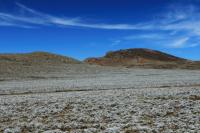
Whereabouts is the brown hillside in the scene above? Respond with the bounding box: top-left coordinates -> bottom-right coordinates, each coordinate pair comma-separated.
0,52 -> 80,64
105,48 -> 185,62
0,52 -> 81,80
84,48 -> 198,69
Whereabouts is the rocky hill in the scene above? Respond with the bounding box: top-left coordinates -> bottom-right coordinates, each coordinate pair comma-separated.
0,52 -> 82,80
0,52 -> 80,64
85,48 -> 200,69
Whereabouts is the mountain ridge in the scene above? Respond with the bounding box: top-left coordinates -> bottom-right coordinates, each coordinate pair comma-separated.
0,51 -> 82,80
0,49 -> 199,74
0,51 -> 81,64
84,48 -> 199,69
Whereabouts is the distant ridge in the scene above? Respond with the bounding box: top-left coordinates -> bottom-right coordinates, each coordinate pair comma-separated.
0,49 -> 199,80
104,48 -> 186,61
84,48 -> 199,69
0,51 -> 81,64
0,52 -> 82,80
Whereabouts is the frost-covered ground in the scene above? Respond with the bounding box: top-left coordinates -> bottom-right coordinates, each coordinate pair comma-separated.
0,69 -> 200,133
0,69 -> 200,95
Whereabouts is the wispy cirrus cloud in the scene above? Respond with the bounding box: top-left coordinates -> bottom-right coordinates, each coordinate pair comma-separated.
0,2 -> 199,32
124,33 -> 165,40
0,3 -> 200,48
170,37 -> 190,48
113,32 -> 199,48
109,4 -> 200,48
0,3 -> 149,30
111,40 -> 122,46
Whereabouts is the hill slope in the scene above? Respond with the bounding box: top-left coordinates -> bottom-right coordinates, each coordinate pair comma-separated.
0,52 -> 80,64
85,48 -> 199,69
0,52 -> 82,80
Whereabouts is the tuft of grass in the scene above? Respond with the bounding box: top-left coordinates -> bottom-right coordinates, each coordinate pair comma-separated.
125,129 -> 140,133
139,114 -> 154,126
189,95 -> 200,101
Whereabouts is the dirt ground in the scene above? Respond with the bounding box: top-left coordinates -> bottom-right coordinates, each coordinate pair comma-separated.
0,68 -> 200,133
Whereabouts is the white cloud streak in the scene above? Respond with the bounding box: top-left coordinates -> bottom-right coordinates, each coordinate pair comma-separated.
111,4 -> 200,48
0,2 -> 199,32
170,37 -> 189,48
111,40 -> 122,46
0,3 -> 149,30
124,34 -> 165,40
0,3 -> 200,48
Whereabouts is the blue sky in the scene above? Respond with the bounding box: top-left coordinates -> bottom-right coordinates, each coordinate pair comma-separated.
0,0 -> 200,60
